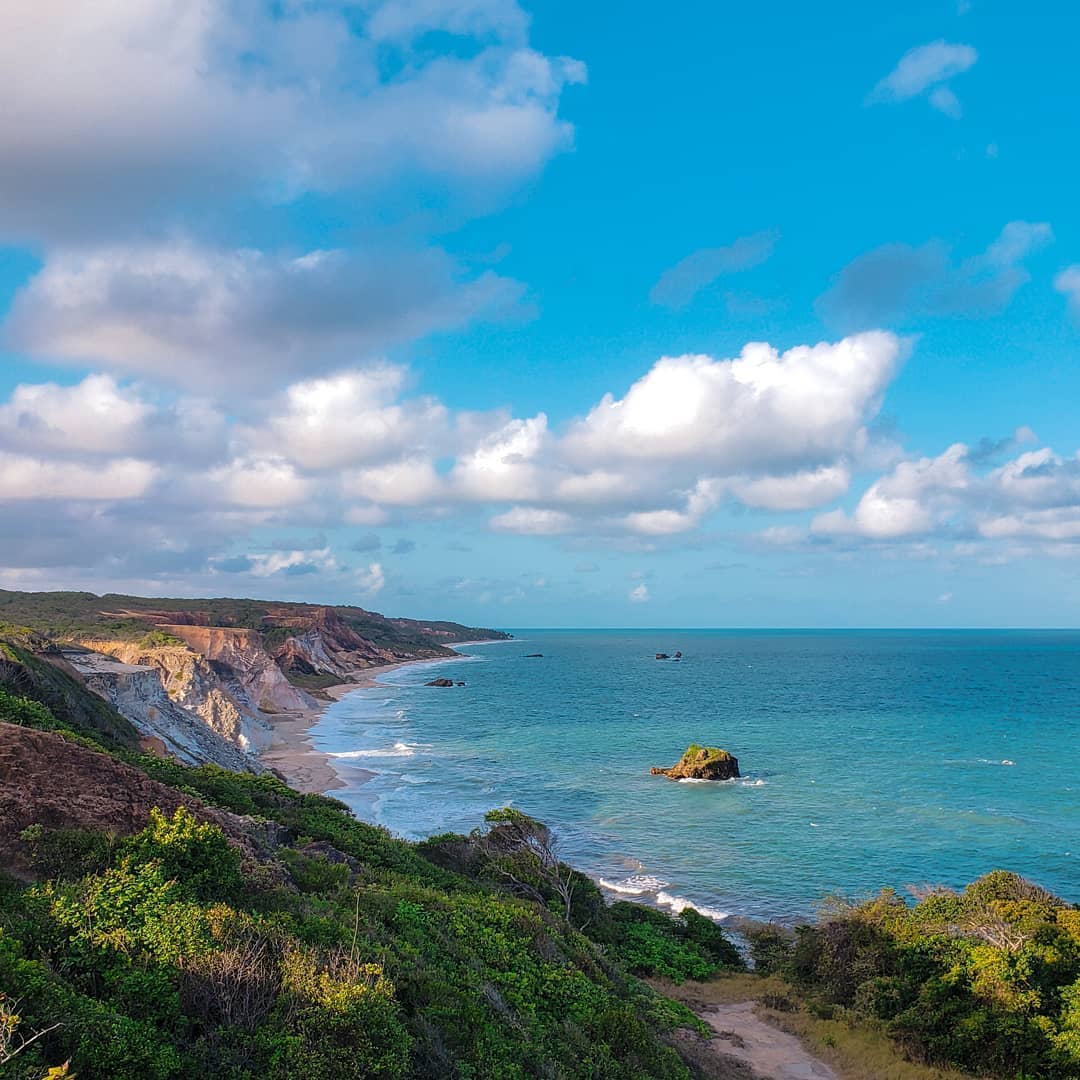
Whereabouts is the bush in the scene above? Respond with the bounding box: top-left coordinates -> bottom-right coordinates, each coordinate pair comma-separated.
121,807 -> 242,901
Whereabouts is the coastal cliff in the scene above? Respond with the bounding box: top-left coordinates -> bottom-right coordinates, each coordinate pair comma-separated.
0,589 -> 508,776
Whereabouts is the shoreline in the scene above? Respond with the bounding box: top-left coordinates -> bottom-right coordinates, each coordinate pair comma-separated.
259,650 -> 476,795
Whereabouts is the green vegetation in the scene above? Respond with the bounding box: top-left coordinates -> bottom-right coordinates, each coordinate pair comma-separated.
683,744 -> 734,765
0,631 -> 138,751
0,688 -> 743,1079
0,589 -> 507,653
746,876 -> 1080,1078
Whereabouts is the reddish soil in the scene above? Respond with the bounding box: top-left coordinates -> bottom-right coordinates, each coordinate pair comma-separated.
0,722 -> 249,875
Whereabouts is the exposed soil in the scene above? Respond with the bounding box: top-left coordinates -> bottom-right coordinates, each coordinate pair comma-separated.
0,721 -> 251,875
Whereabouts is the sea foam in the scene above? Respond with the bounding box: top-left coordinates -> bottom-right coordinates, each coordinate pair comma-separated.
655,891 -> 730,921
333,741 -> 422,759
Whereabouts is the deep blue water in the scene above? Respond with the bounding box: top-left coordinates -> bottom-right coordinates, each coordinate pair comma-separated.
310,630 -> 1080,922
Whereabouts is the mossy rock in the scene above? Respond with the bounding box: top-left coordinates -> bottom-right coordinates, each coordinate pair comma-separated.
650,743 -> 740,780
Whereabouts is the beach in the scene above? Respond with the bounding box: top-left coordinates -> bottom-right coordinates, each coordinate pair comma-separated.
259,660 -> 424,794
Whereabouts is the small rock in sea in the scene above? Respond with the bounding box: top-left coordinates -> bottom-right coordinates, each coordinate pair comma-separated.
425,678 -> 456,687
456,681 -> 466,686
655,652 -> 670,660
525,653 -> 544,658
650,743 -> 740,781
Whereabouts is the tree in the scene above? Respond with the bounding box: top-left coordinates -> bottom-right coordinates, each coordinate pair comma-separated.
473,808 -> 578,925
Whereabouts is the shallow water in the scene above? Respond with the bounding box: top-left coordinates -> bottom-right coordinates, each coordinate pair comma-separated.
311,630 -> 1080,921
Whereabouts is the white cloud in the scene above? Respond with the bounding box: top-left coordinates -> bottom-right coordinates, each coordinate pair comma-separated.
812,444 -> 969,540
564,331 -> 902,474
869,41 -> 978,116
0,453 -> 157,500
0,375 -> 152,456
629,583 -> 650,603
252,367 -> 447,470
245,547 -> 341,578
453,414 -> 548,500
356,561 -> 386,594
8,243 -> 522,391
732,465 -> 851,511
928,85 -> 962,118
1055,265 -> 1080,319
0,0 -> 584,243
343,459 -> 444,506
205,458 -> 311,509
489,507 -> 574,535
366,0 -> 531,43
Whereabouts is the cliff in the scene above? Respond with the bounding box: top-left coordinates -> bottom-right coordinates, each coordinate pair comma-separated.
59,646 -> 266,772
0,590 -> 508,777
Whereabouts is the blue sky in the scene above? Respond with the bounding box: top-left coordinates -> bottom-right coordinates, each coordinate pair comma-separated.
0,0 -> 1078,627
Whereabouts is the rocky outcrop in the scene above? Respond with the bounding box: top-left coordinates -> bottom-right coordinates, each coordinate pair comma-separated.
651,744 -> 740,781
60,647 -> 265,773
426,678 -> 457,687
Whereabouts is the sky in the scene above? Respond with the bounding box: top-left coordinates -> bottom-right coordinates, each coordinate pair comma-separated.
1,0 -> 1079,628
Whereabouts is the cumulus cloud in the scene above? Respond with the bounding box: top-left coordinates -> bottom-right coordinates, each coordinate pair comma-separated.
343,459 -> 444,506
8,243 -> 523,391
819,222 -> 1053,330
629,583 -> 650,603
812,444 -> 970,540
205,458 -> 312,509
732,466 -> 851,511
0,329 -> 911,587
0,373 -> 226,462
649,231 -> 778,310
453,414 -> 549,501
0,0 -> 584,243
869,41 -> 978,117
789,440 -> 1080,554
563,331 -> 902,473
249,367 -> 448,470
0,453 -> 158,501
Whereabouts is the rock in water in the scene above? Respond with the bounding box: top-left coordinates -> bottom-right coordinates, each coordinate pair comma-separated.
650,743 -> 740,781
425,678 -> 456,687
655,653 -> 670,660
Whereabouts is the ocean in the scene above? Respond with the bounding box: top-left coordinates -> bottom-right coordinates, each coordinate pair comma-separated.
310,630 -> 1080,923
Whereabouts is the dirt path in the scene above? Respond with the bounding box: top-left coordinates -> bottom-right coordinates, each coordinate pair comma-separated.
700,1001 -> 838,1080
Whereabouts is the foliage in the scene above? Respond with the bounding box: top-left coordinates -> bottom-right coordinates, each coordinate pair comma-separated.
0,701 -> 721,1078
746,873 -> 1080,1078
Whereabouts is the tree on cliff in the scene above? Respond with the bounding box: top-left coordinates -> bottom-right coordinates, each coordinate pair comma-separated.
473,808 -> 578,924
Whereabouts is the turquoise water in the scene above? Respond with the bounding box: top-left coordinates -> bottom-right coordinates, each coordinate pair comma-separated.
311,630 -> 1080,922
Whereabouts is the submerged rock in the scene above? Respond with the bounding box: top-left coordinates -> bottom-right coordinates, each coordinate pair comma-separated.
525,653 -> 544,658
651,743 -> 740,781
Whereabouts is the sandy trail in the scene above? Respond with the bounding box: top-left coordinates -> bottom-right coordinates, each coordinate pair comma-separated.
701,1001 -> 837,1080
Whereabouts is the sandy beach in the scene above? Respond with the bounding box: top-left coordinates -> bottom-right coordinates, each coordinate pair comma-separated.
260,656 -> 462,794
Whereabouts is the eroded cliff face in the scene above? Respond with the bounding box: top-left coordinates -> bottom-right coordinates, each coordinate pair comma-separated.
82,640 -> 268,754
271,608 -> 394,681
60,648 -> 265,772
